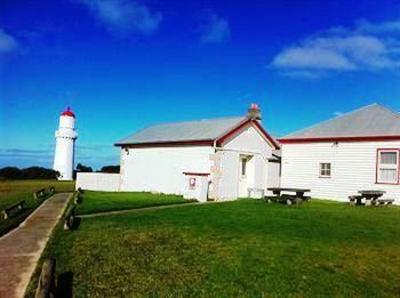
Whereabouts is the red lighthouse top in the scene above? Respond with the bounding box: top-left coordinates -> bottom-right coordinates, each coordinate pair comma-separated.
61,107 -> 75,118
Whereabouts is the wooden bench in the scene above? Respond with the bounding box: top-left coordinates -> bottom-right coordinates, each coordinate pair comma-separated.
2,200 -> 26,219
376,198 -> 395,206
64,205 -> 76,230
33,188 -> 47,201
33,187 -> 56,202
48,186 -> 55,195
348,195 -> 362,206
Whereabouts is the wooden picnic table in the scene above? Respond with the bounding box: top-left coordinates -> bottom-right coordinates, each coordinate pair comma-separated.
267,188 -> 311,205
358,190 -> 386,206
268,188 -> 311,198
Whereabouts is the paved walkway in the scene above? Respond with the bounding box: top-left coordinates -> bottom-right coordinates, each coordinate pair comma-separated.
80,201 -> 202,218
0,193 -> 71,298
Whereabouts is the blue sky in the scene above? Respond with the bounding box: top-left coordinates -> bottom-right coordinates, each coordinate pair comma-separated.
1,0 -> 400,169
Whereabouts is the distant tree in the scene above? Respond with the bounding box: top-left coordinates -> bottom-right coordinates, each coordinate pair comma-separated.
0,167 -> 22,179
21,167 -> 59,179
99,165 -> 120,173
0,166 -> 59,180
76,163 -> 93,173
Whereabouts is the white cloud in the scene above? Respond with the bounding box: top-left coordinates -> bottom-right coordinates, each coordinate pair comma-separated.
200,12 -> 230,44
271,19 -> 400,78
78,0 -> 162,35
333,111 -> 344,117
0,28 -> 18,53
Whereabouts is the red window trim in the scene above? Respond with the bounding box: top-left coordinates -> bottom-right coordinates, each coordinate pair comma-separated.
375,148 -> 400,185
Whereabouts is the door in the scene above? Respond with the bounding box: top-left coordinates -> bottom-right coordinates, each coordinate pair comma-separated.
238,157 -> 249,197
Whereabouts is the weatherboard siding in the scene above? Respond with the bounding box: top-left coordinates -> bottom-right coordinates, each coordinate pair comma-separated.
281,141 -> 400,204
216,124 -> 275,200
120,146 -> 214,195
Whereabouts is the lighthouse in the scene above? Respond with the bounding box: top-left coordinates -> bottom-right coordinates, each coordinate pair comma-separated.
53,107 -> 78,180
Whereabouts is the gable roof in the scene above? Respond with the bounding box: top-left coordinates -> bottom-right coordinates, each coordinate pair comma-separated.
279,103 -> 400,143
115,116 -> 280,149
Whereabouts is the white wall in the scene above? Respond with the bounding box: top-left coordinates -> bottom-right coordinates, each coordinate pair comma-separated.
215,124 -> 276,200
267,161 -> 281,189
76,172 -> 120,191
281,141 -> 400,203
120,146 -> 214,195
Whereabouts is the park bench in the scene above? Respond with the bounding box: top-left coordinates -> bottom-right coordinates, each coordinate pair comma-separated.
376,198 -> 395,206
33,188 -> 47,201
33,187 -> 56,201
2,200 -> 26,219
64,205 -> 76,230
266,188 -> 311,205
348,195 -> 363,206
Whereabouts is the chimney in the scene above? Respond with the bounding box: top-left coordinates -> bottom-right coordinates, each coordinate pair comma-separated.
247,103 -> 262,120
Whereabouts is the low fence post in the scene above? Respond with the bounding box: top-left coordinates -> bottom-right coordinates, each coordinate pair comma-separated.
35,258 -> 56,298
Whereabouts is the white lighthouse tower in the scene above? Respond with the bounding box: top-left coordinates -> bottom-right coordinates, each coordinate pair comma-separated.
53,107 -> 78,180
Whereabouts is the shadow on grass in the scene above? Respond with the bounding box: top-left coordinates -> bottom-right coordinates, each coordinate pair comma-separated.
57,271 -> 73,298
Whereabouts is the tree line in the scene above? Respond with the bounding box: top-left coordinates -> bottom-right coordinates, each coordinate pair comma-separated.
0,164 -> 120,180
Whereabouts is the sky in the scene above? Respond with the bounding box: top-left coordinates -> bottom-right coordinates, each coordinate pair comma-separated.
1,0 -> 400,169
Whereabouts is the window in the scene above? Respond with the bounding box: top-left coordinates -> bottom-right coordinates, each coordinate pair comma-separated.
377,149 -> 399,184
319,163 -> 331,178
241,158 -> 247,176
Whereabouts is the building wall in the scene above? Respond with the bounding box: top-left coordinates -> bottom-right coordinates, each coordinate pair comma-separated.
120,146 -> 214,195
267,161 -> 281,189
281,141 -> 400,203
76,172 -> 120,191
214,124 -> 276,200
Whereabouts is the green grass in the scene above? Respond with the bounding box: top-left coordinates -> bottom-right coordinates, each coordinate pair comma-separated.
27,199 -> 400,297
0,180 -> 75,236
76,191 -> 190,215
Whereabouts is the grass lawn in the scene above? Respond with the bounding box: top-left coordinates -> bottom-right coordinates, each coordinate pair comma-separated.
75,191 -> 190,215
27,199 -> 400,297
0,180 -> 75,236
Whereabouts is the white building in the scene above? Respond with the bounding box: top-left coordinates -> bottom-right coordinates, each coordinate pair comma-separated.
77,104 -> 281,201
279,103 -> 400,204
53,107 -> 78,180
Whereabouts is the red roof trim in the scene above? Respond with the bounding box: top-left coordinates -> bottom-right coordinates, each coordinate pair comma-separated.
61,107 -> 75,118
278,135 -> 400,144
182,172 -> 210,176
216,119 -> 280,149
115,139 -> 213,148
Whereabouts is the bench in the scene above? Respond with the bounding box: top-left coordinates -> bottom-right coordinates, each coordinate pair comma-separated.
64,205 -> 76,230
348,195 -> 363,206
376,198 -> 395,206
33,187 -> 56,201
33,188 -> 47,201
2,200 -> 26,219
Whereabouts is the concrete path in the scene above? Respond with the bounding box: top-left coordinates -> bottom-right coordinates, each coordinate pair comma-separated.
0,193 -> 71,298
80,201 -> 202,218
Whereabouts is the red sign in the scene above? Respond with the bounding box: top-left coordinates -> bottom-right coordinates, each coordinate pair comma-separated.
189,177 -> 196,188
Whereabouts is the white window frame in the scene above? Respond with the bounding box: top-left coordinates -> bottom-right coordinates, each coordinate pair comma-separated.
376,149 -> 400,184
319,163 -> 331,178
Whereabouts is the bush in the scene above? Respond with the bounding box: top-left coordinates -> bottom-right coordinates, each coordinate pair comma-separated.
99,165 -> 120,173
0,167 -> 60,180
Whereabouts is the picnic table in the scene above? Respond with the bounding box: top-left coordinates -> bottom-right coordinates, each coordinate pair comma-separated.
267,188 -> 311,205
349,190 -> 386,206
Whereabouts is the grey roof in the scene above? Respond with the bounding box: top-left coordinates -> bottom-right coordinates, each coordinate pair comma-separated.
282,103 -> 400,139
116,116 -> 247,145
